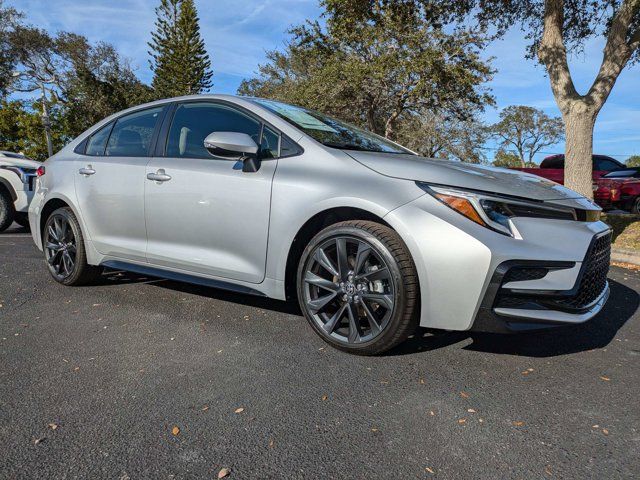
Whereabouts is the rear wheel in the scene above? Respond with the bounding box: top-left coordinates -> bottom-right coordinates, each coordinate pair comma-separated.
0,188 -> 15,232
632,197 -> 640,215
43,207 -> 102,285
297,221 -> 419,355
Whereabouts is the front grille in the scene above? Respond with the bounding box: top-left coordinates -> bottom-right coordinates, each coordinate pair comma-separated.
552,232 -> 611,310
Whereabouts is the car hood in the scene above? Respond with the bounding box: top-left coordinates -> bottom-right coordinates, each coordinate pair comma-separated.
346,151 -> 586,202
0,157 -> 40,169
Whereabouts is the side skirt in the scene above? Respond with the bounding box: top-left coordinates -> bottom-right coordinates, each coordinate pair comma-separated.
101,260 -> 267,297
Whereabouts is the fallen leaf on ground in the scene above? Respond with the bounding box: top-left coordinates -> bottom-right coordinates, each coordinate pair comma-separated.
512,421 -> 525,427
371,428 -> 379,432
218,467 -> 231,478
425,467 -> 435,474
201,405 -> 209,411
429,410 -> 435,416
48,423 -> 58,430
602,428 -> 609,435
234,408 -> 244,414
171,426 -> 180,436
458,419 -> 466,424
419,379 -> 425,384
600,376 -> 611,381
322,395 -> 328,401
460,392 -> 469,398
268,439 -> 274,447
33,437 -> 46,445
467,409 -> 476,413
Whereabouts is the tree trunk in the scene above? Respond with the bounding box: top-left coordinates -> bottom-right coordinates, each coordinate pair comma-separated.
563,108 -> 596,198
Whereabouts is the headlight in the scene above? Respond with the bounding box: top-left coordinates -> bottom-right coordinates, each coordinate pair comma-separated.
418,183 -> 578,237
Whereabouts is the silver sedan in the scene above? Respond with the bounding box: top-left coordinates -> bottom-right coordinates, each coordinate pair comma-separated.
29,95 -> 611,354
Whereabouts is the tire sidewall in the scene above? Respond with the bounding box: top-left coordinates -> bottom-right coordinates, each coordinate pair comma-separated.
0,189 -> 16,232
44,207 -> 86,286
296,224 -> 411,354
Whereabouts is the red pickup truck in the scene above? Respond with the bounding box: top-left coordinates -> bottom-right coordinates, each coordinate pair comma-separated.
594,168 -> 640,213
512,154 -> 626,184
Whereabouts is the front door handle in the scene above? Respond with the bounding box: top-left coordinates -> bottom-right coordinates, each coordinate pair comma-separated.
146,169 -> 172,182
79,166 -> 96,176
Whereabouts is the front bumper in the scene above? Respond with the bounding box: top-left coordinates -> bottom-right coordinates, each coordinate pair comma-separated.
384,193 -> 611,332
470,231 -> 611,332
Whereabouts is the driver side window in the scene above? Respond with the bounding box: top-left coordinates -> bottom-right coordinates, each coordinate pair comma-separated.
166,103 -> 275,159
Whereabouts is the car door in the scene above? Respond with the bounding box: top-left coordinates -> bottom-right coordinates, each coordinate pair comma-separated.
74,106 -> 165,262
144,101 -> 279,284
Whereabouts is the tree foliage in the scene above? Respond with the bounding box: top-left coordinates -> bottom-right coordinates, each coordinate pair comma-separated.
148,0 -> 212,98
0,99 -> 65,160
239,0 -> 494,140
395,111 -> 488,163
0,1 -> 21,97
627,155 -> 640,167
490,105 -> 563,167
492,149 -> 534,168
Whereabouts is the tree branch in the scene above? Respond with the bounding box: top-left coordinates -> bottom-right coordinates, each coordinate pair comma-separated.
538,0 -> 580,111
587,0 -> 640,109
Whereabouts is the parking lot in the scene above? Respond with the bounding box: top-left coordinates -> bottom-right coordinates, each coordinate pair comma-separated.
1,223 -> 639,479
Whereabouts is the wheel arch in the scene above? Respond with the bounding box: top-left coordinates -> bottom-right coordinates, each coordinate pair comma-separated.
0,177 -> 17,202
283,206 -> 393,302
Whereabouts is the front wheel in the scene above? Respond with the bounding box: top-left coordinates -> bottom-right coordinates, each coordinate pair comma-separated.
631,197 -> 640,215
43,207 -> 102,285
297,220 -> 419,355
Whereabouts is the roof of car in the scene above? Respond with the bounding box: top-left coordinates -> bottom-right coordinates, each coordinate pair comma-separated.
0,150 -> 29,159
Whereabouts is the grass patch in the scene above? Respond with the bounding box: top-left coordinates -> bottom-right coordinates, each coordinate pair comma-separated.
602,214 -> 640,251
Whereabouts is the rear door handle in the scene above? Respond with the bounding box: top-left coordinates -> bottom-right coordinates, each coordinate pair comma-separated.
146,169 -> 172,182
79,166 -> 96,176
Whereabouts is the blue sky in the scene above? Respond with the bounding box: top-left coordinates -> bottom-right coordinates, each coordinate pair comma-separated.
9,0 -> 640,163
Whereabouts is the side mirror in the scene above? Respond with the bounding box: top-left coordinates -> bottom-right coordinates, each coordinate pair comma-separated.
203,132 -> 261,172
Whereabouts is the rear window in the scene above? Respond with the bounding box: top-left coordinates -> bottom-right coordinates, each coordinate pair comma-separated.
106,107 -> 163,157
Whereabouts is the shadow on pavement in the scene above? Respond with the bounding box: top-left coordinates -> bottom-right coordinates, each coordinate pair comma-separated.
389,279 -> 639,358
100,270 -> 300,316
102,270 -> 638,358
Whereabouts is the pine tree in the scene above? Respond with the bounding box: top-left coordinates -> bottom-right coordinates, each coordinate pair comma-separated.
148,0 -> 212,98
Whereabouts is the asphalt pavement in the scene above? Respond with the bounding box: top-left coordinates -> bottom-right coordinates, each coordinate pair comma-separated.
1,223 -> 639,479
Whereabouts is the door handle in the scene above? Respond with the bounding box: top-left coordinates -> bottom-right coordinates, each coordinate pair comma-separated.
79,166 -> 96,176
146,169 -> 172,182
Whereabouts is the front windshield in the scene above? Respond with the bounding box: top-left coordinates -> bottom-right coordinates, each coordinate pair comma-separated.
252,98 -> 413,155
604,169 -> 639,178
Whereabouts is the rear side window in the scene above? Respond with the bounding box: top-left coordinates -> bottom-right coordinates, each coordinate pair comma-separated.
106,107 -> 163,157
540,156 -> 564,169
85,122 -> 114,156
166,103 -> 262,159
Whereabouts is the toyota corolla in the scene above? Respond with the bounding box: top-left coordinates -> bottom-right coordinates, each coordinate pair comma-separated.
29,95 -> 611,354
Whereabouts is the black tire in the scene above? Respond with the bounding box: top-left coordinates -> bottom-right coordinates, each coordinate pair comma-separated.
297,220 -> 419,355
43,207 -> 102,286
14,212 -> 30,230
632,198 -> 640,215
0,187 -> 16,232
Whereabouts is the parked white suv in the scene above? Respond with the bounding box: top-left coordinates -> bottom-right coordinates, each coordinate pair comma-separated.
0,151 -> 40,232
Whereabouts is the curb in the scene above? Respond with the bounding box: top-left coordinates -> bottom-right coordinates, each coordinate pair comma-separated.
611,247 -> 640,266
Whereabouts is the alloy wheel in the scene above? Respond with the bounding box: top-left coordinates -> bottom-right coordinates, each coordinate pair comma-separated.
44,214 -> 77,280
302,236 -> 396,344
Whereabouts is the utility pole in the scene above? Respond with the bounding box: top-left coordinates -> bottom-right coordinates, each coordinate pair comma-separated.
40,82 -> 53,157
